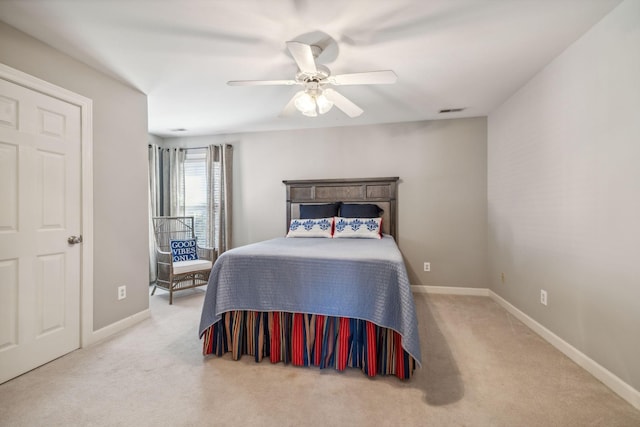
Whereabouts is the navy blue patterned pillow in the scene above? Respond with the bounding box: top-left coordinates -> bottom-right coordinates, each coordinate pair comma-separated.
299,203 -> 341,219
333,217 -> 382,239
287,218 -> 334,238
340,203 -> 383,218
170,239 -> 199,262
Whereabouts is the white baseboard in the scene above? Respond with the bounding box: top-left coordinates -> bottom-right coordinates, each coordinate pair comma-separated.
412,285 -> 639,410
84,309 -> 151,347
488,290 -> 640,411
411,285 -> 489,296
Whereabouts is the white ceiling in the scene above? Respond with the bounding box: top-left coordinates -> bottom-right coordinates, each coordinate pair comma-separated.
0,0 -> 621,137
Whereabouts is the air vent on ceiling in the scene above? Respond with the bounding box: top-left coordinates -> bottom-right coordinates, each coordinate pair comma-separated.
438,108 -> 465,113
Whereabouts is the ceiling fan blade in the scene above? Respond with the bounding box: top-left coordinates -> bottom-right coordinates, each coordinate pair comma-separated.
330,70 -> 398,85
227,79 -> 297,86
323,89 -> 363,118
279,92 -> 301,117
286,41 -> 317,74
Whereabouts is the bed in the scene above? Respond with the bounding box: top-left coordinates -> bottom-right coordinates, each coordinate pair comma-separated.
199,177 -> 421,379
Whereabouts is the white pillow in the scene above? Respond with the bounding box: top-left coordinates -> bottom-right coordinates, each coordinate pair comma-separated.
286,218 -> 334,238
333,217 -> 382,239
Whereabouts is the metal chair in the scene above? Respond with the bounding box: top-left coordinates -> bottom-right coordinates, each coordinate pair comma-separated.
151,216 -> 215,304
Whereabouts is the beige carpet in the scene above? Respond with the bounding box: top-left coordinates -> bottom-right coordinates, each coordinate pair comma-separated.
1,290 -> 639,426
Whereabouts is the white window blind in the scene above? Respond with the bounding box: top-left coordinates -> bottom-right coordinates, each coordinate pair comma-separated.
184,149 -> 210,248
183,148 -> 222,249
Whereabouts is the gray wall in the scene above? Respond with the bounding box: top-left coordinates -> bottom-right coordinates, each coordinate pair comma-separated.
0,21 -> 150,330
487,0 -> 639,390
166,117 -> 488,288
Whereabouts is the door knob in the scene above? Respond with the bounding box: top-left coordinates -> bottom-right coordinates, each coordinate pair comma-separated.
67,235 -> 83,245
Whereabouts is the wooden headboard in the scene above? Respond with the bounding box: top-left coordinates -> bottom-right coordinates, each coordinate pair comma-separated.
283,177 -> 399,238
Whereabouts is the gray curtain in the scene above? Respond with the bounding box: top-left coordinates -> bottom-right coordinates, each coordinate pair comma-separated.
148,145 -> 161,218
148,145 -> 185,283
207,144 -> 233,254
162,148 -> 185,216
148,144 -> 160,283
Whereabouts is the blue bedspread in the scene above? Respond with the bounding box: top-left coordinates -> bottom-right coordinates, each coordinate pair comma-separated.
198,235 -> 421,365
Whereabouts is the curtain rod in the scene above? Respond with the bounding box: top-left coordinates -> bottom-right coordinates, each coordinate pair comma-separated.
147,145 -> 203,150
148,144 -> 232,150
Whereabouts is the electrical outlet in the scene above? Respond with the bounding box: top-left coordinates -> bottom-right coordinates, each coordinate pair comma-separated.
423,262 -> 431,272
540,289 -> 547,306
118,285 -> 127,301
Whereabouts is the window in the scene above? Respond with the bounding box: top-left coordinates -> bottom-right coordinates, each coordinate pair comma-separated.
183,149 -> 221,249
151,145 -> 226,251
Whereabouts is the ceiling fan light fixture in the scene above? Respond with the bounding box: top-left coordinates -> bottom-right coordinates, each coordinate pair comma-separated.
293,89 -> 334,117
316,93 -> 334,114
294,91 -> 316,114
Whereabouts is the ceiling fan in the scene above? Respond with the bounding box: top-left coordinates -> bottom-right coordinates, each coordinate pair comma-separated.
227,40 -> 397,118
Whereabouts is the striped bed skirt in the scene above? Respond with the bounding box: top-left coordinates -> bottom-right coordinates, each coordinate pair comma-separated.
201,311 -> 416,379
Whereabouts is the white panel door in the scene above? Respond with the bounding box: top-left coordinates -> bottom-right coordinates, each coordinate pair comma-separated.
0,77 -> 81,384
